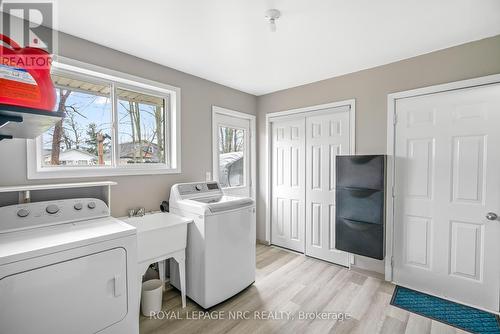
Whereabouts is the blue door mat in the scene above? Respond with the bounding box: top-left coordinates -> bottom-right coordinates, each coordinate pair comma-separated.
390,286 -> 500,334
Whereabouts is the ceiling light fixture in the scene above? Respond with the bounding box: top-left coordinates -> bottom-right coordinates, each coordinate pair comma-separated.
265,9 -> 281,32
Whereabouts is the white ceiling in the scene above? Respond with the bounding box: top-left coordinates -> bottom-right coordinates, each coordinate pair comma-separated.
48,0 -> 500,95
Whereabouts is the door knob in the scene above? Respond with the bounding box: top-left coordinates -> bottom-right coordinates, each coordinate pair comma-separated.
485,212 -> 498,221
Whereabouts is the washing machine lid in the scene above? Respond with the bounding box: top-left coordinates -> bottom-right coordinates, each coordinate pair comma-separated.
175,195 -> 254,215
194,195 -> 254,213
0,216 -> 135,266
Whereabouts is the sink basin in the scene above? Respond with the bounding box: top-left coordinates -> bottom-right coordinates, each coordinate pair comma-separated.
123,212 -> 192,264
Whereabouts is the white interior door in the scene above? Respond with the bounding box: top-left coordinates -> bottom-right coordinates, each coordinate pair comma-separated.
393,84 -> 500,311
271,117 -> 306,252
305,109 -> 350,266
213,110 -> 253,198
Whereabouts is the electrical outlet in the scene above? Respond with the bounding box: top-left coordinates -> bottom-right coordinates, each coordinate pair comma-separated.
205,171 -> 212,181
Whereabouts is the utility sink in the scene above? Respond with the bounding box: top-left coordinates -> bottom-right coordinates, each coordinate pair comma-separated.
123,212 -> 192,265
122,211 -> 192,309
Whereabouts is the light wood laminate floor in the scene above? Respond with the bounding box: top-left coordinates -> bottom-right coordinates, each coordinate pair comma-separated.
140,244 -> 469,334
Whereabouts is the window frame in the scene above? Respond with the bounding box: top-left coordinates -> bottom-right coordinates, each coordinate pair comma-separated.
27,56 -> 181,179
211,106 -> 256,199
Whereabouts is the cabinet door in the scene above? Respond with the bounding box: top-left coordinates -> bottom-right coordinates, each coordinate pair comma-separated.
336,218 -> 384,259
336,188 -> 384,223
336,155 -> 385,190
0,248 -> 128,334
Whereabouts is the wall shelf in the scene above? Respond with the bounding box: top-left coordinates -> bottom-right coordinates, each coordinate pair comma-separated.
0,181 -> 117,193
0,104 -> 64,141
0,181 -> 117,207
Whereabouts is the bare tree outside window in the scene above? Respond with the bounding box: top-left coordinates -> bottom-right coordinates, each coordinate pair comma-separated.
43,76 -> 113,167
116,88 -> 167,165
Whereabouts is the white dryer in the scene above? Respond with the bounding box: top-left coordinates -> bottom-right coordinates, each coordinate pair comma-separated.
0,198 -> 138,334
169,182 -> 256,309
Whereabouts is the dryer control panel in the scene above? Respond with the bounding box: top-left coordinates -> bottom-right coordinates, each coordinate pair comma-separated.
0,198 -> 109,234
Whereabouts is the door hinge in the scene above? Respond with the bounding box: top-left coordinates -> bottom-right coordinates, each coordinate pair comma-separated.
391,185 -> 395,198
393,113 -> 398,125
390,257 -> 394,268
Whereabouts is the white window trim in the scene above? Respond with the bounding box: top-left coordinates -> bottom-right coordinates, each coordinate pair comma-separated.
212,106 -> 256,199
27,56 -> 182,179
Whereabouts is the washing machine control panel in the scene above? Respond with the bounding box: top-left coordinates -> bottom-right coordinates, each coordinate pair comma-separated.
1,198 -> 110,234
176,182 -> 221,197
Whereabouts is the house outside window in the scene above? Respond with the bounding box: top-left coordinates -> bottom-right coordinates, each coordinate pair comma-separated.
27,57 -> 181,179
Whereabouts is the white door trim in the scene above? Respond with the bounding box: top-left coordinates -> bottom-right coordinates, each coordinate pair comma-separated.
265,99 -> 356,246
212,106 -> 256,199
385,73 -> 500,282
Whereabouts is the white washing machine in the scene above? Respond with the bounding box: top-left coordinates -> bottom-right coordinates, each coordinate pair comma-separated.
169,182 -> 256,309
0,198 -> 138,334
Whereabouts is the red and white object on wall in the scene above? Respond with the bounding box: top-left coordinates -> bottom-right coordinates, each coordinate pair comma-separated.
0,34 -> 56,111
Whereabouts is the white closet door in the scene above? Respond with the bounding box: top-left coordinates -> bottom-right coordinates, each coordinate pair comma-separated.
305,108 -> 350,266
271,118 -> 306,252
393,84 -> 500,312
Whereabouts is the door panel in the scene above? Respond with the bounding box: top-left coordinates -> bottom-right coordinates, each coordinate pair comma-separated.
393,84 -> 500,311
305,110 -> 350,266
271,118 -> 306,252
451,135 -> 485,204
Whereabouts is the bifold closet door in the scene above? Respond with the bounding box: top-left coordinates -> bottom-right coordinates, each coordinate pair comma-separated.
305,110 -> 350,266
271,118 -> 306,252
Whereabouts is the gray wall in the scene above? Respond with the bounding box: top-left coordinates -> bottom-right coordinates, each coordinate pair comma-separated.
0,31 -> 257,216
2,19 -> 499,273
256,35 -> 500,272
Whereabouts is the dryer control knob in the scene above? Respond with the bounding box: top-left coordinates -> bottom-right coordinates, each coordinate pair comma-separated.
17,208 -> 30,218
46,204 -> 59,214
74,202 -> 83,211
195,184 -> 202,191
88,201 -> 96,209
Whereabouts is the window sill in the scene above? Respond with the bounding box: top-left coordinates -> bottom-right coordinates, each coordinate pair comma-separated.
27,165 -> 181,180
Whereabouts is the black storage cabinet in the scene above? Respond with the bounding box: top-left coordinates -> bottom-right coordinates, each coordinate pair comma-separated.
335,155 -> 385,260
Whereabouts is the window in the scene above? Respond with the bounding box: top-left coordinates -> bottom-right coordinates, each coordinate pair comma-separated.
212,107 -> 255,199
27,58 -> 181,179
217,126 -> 245,188
116,88 -> 168,166
42,74 -> 113,168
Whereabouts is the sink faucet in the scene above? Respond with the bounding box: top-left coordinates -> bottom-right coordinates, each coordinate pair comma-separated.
128,207 -> 146,217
